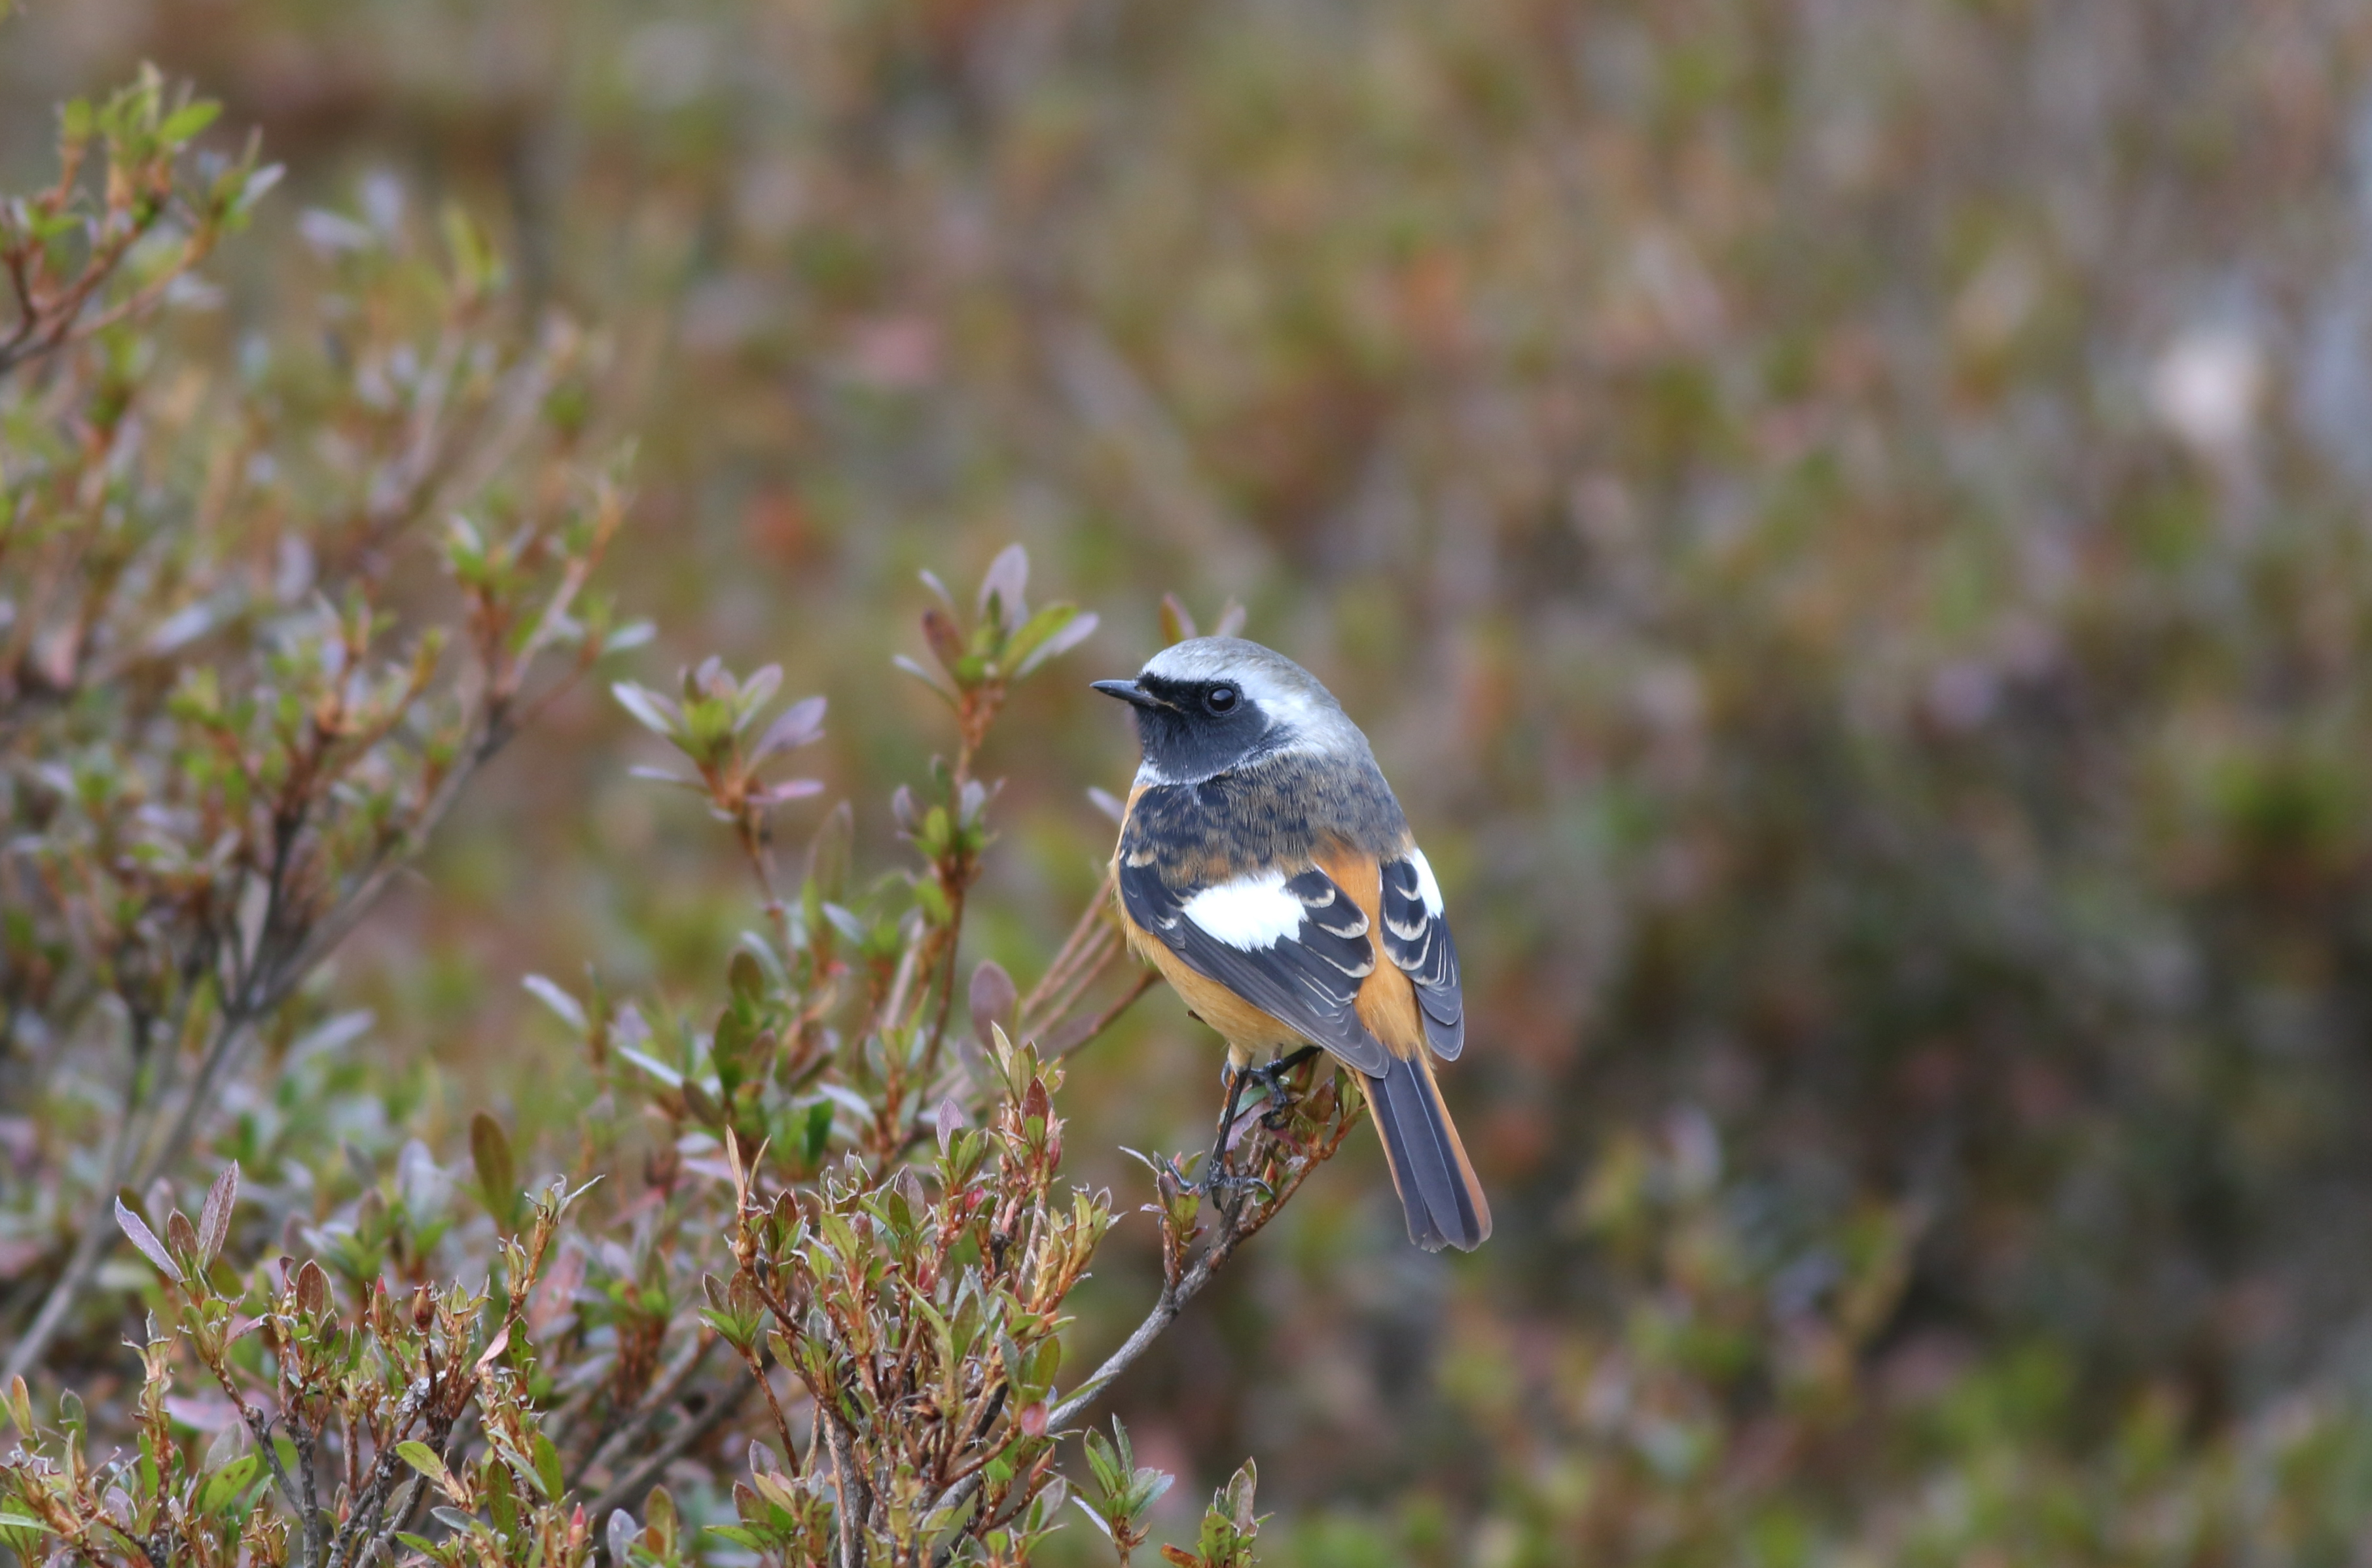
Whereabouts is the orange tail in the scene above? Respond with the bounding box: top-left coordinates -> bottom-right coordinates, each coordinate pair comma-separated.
1363,1052 -> 1491,1251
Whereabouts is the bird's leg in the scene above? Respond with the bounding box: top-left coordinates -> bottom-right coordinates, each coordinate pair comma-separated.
1200,1046 -> 1324,1194
1197,1061 -> 1257,1193
1251,1045 -> 1323,1128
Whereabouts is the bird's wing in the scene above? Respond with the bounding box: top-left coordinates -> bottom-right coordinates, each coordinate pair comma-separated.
1117,856 -> 1392,1076
1379,846 -> 1463,1060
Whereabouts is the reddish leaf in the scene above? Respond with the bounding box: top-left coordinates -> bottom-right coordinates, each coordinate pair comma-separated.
295,1259 -> 330,1315
197,1161 -> 240,1266
921,607 -> 966,673
969,959 -> 1017,1054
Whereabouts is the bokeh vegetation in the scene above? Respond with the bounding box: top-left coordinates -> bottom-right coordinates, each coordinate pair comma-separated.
10,0 -> 2372,1560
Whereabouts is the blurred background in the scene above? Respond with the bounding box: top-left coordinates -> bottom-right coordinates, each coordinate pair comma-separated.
13,0 -> 2372,1556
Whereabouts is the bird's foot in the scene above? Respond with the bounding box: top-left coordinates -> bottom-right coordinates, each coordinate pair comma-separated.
1194,1049 -> 1319,1196
1195,1166 -> 1271,1198
1249,1045 -> 1322,1130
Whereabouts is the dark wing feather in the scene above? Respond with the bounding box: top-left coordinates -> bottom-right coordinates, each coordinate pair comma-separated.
1118,859 -> 1392,1076
1380,855 -> 1464,1060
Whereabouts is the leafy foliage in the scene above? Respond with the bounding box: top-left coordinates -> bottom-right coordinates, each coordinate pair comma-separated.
3,537 -> 1303,1565
0,69 -> 632,1388
1,73 -> 1310,1568
6,1171 -> 595,1568
20,0 -> 2372,1559
0,65 -> 276,377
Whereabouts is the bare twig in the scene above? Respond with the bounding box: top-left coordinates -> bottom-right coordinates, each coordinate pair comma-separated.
825,1414 -> 865,1568
1047,969 -> 1158,1059
331,1376 -> 433,1568
0,1012 -> 160,1384
567,1331 -> 719,1489
581,1378 -> 755,1523
1016,867 -> 1115,1027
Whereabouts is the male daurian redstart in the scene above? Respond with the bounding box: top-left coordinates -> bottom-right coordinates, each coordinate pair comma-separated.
1094,637 -> 1490,1252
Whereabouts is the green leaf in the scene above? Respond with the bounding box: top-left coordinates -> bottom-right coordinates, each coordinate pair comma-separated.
728,950 -> 765,1005
441,200 -> 503,294
484,1454 -> 518,1537
532,1433 -> 564,1503
158,100 -> 221,144
471,1113 -> 519,1230
395,1442 -> 450,1485
707,1524 -> 770,1550
1007,605 -> 1100,679
199,1454 -> 261,1515
0,1513 -> 54,1534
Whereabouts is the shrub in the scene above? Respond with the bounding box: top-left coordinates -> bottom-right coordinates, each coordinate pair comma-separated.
0,66 -> 630,1387
1,77 -> 1340,1565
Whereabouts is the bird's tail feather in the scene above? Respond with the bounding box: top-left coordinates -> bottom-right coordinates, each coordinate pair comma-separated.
1363,1052 -> 1490,1252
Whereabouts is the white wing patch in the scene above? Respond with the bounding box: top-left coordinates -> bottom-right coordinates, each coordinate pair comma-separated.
1181,870 -> 1306,951
1407,845 -> 1445,916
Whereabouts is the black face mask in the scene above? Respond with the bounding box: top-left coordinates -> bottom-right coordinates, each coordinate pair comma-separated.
1130,677 -> 1273,780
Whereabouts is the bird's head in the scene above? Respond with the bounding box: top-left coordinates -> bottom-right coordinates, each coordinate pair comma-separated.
1092,637 -> 1360,784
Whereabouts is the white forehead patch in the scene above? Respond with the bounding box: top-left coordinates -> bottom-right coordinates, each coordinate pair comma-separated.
1181,870 -> 1305,951
1140,637 -> 1276,684
1405,846 -> 1445,916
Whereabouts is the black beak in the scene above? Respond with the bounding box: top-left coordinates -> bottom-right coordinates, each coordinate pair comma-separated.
1091,679 -> 1164,709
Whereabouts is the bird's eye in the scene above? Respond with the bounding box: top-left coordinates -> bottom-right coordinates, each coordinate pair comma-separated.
1205,685 -> 1239,715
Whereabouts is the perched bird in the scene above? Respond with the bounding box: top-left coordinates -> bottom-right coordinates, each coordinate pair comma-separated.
1094,637 -> 1490,1251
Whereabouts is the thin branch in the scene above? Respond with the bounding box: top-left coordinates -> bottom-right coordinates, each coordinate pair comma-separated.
825,1414 -> 864,1568
4,696 -> 536,1378
582,1379 -> 755,1523
1047,969 -> 1157,1060
291,1403 -> 328,1568
330,1376 -> 433,1568
0,1011 -> 160,1384
568,1331 -> 719,1490
138,706 -> 514,1188
734,1344 -> 804,1479
924,1075 -> 1356,1562
923,1211 -> 1242,1552
1016,868 -> 1115,1026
